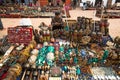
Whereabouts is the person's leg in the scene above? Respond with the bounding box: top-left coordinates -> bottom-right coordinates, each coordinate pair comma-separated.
52,26 -> 57,31
0,18 -> 3,30
74,1 -> 77,9
53,25 -> 63,31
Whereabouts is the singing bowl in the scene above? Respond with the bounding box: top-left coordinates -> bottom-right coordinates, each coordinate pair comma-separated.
50,66 -> 61,77
8,63 -> 22,76
4,71 -> 17,80
82,36 -> 91,44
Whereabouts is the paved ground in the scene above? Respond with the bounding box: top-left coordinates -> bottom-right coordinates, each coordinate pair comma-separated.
0,8 -> 120,38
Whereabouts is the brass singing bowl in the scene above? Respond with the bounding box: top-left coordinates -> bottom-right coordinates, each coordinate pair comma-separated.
81,36 -> 91,45
18,55 -> 28,63
8,63 -> 22,76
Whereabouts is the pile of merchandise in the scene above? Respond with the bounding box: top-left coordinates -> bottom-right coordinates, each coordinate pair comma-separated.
0,17 -> 120,80
0,5 -> 67,18
96,8 -> 120,18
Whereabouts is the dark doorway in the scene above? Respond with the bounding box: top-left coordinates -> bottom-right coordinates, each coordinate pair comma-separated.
11,0 -> 16,3
21,0 -> 25,3
95,0 -> 102,6
116,0 -> 120,3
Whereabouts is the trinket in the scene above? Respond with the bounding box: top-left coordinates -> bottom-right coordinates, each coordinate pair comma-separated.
50,66 -> 61,77
28,55 -> 37,65
81,36 -> 91,45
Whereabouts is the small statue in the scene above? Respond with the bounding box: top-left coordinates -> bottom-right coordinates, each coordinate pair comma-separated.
77,29 -> 83,42
113,36 -> 120,48
73,30 -> 78,42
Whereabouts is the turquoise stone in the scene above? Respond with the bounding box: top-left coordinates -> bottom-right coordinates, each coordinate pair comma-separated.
64,26 -> 69,31
60,54 -> 66,62
62,66 -> 68,72
101,50 -> 109,63
88,58 -> 98,64
65,53 -> 70,60
47,46 -> 55,53
39,47 -> 47,55
36,55 -> 45,66
88,58 -> 93,64
93,58 -> 98,63
59,46 -> 64,52
76,67 -> 81,75
68,49 -> 72,54
74,48 -> 78,55
47,60 -> 53,66
74,57 -> 78,64
40,47 -> 47,52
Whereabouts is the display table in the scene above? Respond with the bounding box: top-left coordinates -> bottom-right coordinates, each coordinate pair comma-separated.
0,17 -> 119,80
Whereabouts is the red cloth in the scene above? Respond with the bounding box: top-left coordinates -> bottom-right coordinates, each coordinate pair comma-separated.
0,73 -> 7,80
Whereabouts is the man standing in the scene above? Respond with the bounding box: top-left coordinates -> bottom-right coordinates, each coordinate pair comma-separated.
51,12 -> 63,31
73,0 -> 77,9
48,0 -> 52,6
0,0 -> 2,5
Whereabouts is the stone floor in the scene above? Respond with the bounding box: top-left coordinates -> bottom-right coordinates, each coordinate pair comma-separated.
0,8 -> 120,38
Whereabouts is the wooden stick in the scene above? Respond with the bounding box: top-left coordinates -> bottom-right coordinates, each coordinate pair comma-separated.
21,69 -> 27,80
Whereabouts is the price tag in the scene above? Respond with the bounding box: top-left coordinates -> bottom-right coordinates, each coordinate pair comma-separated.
49,77 -> 61,80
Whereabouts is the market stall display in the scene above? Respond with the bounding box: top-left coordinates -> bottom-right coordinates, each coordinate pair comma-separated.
96,8 -> 120,19
0,5 -> 69,18
0,16 -> 120,80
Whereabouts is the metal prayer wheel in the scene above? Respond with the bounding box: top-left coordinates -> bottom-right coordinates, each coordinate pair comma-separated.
100,21 -> 105,35
18,54 -> 28,64
46,30 -> 50,42
77,30 -> 83,43
85,18 -> 90,25
43,31 -> 47,42
104,20 -> 109,35
84,26 -> 91,36
73,30 -> 78,42
65,31 -> 69,40
4,63 -> 22,80
91,32 -> 97,43
8,63 -> 22,76
89,19 -> 93,31
100,19 -> 109,35
81,36 -> 91,45
114,36 -> 120,48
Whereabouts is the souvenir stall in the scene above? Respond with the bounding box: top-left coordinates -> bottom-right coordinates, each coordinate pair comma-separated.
0,17 -> 120,80
0,3 -> 70,18
96,7 -> 120,18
